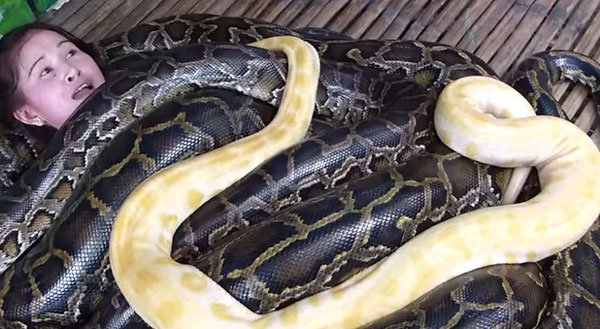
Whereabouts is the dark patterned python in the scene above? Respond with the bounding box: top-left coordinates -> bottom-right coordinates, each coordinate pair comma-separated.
0,14 -> 599,329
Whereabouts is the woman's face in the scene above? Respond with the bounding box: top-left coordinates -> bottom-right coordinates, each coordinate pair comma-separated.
14,29 -> 105,128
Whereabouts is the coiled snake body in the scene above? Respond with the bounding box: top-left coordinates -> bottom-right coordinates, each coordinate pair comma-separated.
1,14 -> 600,329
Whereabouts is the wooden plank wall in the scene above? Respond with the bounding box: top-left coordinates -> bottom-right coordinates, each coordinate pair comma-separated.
39,0 -> 600,138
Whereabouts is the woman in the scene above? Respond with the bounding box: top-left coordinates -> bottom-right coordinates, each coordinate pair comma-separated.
0,22 -> 105,129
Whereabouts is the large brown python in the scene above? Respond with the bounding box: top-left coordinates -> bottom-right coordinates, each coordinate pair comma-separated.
0,13 -> 599,329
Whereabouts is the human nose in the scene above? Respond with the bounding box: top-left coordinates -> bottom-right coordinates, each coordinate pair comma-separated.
65,64 -> 80,83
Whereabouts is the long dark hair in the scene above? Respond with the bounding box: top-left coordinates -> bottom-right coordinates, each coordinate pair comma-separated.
0,22 -> 103,123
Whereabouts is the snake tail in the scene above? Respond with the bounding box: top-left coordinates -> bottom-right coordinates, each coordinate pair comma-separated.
512,50 -> 600,134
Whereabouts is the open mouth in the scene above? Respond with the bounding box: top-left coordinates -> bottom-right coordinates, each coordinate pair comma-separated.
72,83 -> 94,101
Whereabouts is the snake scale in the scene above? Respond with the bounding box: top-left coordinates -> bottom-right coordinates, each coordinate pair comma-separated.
0,13 -> 599,328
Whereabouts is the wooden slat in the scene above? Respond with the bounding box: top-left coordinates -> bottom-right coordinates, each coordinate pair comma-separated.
243,0 -> 277,18
71,0 -> 129,39
363,0 -> 410,39
551,0 -> 600,102
551,0 -> 600,49
567,5 -> 600,55
39,0 -> 91,26
83,0 -> 147,41
402,0 -> 451,40
553,2 -> 600,119
140,0 -> 184,22
326,0 -> 369,32
514,0 -> 579,63
560,33 -> 600,121
381,0 -> 429,39
258,0 -> 295,21
344,0 -> 393,38
59,0 -> 106,35
456,0 -> 517,52
326,0 -> 371,32
224,0 -> 258,16
273,0 -> 313,25
289,0 -> 331,28
491,0 -> 559,76
475,0 -> 535,64
418,0 -> 471,42
204,0 -> 237,15
302,0 -> 350,28
35,0 -> 600,137
168,0 -> 203,16
439,0 -> 493,46
189,0 -> 220,14
108,0 -> 165,36
574,100 -> 596,132
555,4 -> 600,127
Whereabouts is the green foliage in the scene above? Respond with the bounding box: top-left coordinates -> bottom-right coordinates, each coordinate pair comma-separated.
0,0 -> 35,39
31,0 -> 61,13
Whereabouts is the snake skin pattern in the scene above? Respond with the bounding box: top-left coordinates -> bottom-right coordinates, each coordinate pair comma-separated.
0,13 -> 599,329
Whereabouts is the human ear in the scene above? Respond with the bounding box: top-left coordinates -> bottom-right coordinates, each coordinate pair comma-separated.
13,104 -> 45,126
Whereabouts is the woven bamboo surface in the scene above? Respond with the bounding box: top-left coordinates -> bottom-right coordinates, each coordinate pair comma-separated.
39,0 -> 600,135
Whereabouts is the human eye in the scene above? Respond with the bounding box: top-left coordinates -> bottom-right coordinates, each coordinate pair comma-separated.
66,49 -> 78,58
40,67 -> 53,78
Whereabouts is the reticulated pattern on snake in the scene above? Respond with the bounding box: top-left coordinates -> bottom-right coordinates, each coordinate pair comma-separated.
1,13 -> 600,329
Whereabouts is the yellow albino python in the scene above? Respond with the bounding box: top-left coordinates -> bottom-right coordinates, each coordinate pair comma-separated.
109,34 -> 600,329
